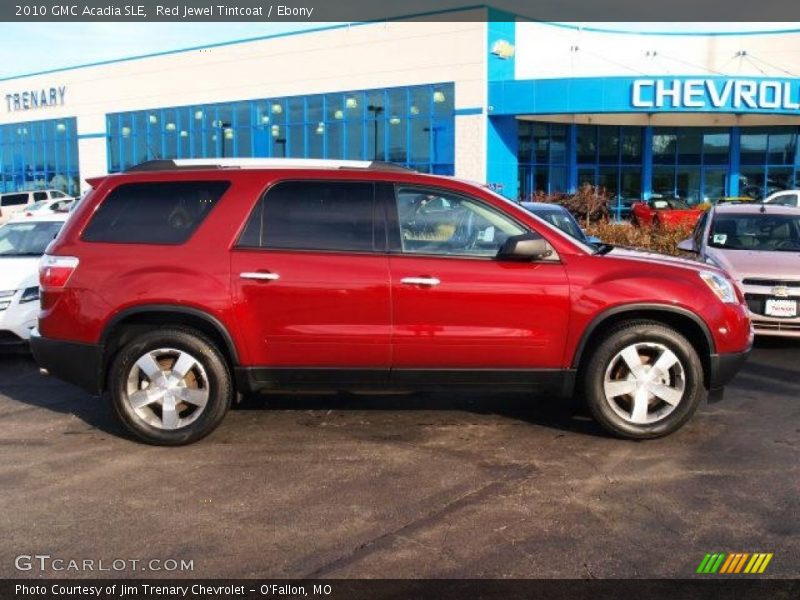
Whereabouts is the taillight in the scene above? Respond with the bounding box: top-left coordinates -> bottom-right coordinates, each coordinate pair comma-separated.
39,254 -> 79,289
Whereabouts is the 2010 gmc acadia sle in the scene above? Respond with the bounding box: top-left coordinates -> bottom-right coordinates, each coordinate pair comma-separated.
31,159 -> 753,445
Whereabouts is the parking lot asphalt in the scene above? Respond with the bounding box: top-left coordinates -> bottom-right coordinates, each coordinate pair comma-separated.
0,340 -> 798,580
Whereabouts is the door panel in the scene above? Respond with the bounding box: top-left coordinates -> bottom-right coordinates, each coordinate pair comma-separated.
390,256 -> 570,368
230,180 -> 391,369
388,185 -> 571,369
232,251 -> 391,367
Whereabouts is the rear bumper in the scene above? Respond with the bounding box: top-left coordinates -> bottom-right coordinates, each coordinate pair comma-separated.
29,329 -> 103,395
709,346 -> 752,391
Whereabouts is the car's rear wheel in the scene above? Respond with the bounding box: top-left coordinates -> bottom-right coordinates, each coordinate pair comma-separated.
108,328 -> 232,445
581,320 -> 704,439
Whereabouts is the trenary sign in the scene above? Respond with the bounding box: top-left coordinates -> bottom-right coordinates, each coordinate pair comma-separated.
5,86 -> 67,112
632,78 -> 800,110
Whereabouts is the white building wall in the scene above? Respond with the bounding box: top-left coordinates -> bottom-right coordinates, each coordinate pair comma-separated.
0,12 -> 488,183
516,22 -> 800,80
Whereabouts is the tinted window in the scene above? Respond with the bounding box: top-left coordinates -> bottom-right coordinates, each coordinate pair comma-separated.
395,188 -> 525,257
83,181 -> 228,245
238,181 -> 376,252
1,193 -> 29,207
33,192 -> 48,201
50,191 -> 67,198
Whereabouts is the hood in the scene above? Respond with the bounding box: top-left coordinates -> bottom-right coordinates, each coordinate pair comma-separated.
706,247 -> 800,282
606,246 -> 710,273
0,257 -> 40,292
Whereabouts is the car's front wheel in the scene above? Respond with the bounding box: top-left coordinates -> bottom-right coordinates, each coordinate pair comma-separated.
581,320 -> 704,439
108,328 -> 232,445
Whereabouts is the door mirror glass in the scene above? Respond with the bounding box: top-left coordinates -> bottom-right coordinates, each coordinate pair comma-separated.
677,238 -> 698,253
497,232 -> 553,261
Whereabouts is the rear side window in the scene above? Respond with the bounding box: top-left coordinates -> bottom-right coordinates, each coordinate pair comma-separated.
82,181 -> 229,245
1,193 -> 30,206
238,181 -> 377,252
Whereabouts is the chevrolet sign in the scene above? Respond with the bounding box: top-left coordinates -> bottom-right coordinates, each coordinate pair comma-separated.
632,79 -> 800,110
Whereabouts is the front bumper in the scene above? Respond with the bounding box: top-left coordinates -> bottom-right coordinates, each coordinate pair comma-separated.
29,329 -> 103,395
0,291 -> 39,344
709,346 -> 752,391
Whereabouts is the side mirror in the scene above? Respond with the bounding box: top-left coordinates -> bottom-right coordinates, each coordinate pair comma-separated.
497,232 -> 553,261
677,238 -> 698,253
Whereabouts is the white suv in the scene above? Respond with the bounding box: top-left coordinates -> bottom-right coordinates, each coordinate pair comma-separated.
0,190 -> 72,225
763,190 -> 800,208
0,214 -> 69,349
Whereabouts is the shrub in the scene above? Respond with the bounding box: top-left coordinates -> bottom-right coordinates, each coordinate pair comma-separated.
586,221 -> 694,256
526,184 -> 610,225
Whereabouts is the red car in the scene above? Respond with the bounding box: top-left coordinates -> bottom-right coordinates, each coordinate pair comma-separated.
31,159 -> 752,445
631,197 -> 705,228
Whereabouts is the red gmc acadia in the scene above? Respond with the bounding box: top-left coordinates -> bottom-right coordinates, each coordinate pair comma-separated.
31,159 -> 753,445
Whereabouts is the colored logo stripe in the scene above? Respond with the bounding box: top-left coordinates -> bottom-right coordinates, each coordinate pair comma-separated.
697,552 -> 773,574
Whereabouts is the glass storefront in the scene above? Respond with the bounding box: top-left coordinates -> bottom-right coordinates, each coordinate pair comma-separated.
107,83 -> 455,175
517,122 -> 800,216
0,118 -> 79,195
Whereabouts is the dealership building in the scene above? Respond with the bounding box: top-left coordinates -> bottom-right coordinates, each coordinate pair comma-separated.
3,7 -> 800,215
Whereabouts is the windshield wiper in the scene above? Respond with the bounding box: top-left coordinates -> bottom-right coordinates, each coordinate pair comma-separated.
0,252 -> 43,257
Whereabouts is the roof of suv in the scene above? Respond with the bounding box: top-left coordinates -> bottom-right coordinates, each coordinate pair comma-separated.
713,203 -> 800,215
124,158 -> 415,173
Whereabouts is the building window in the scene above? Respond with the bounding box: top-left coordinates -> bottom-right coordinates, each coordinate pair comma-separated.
0,118 -> 79,195
738,127 -> 799,200
652,127 -> 730,204
106,83 -> 455,176
518,122 -> 568,198
575,125 -> 643,218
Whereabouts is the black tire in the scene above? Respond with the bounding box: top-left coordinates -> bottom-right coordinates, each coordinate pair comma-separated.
107,328 -> 233,445
580,320 -> 704,439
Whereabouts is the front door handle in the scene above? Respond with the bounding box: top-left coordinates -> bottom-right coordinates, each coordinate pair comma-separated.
240,272 -> 280,281
400,277 -> 440,287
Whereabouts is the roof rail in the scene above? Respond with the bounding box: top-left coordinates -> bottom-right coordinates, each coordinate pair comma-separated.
125,158 -> 415,173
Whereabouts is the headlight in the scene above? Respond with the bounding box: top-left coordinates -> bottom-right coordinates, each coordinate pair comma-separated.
19,286 -> 40,304
699,270 -> 737,304
0,290 -> 13,311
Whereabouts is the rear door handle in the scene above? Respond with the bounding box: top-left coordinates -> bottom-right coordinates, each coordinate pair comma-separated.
240,272 -> 280,281
400,277 -> 440,287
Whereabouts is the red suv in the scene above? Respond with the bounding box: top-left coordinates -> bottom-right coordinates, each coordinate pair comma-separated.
31,159 -> 753,445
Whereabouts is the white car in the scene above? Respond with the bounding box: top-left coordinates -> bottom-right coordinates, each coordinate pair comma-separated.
0,214 -> 68,348
10,197 -> 75,220
0,189 -> 72,225
763,189 -> 800,208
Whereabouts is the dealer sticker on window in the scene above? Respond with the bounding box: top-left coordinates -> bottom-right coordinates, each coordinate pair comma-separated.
713,233 -> 727,245
765,298 -> 798,318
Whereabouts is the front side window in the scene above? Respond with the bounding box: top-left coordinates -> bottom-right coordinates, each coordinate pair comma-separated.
33,192 -> 48,202
395,188 -> 525,257
82,181 -> 228,245
238,181 -> 377,252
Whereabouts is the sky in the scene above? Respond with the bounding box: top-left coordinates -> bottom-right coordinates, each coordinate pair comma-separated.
2,21 -> 799,79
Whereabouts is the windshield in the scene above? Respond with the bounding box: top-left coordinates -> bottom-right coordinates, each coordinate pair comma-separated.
477,189 -> 596,254
26,201 -> 48,212
652,198 -> 690,210
535,210 -> 583,240
709,213 -> 800,251
0,220 -> 64,256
